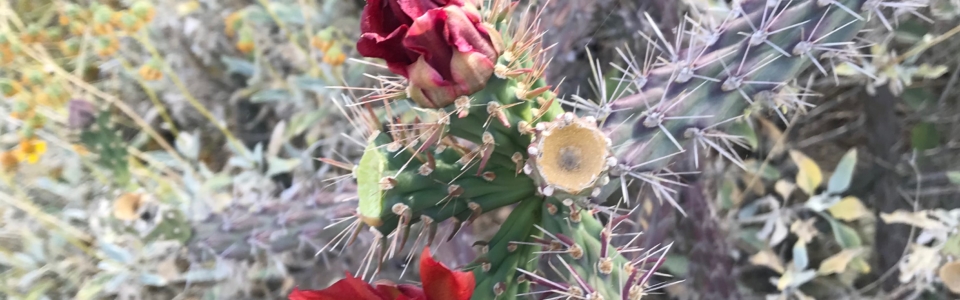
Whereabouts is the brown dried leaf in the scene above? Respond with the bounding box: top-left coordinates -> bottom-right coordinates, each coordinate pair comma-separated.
900,245 -> 942,283
156,257 -> 181,281
776,264 -> 816,291
113,193 -> 143,221
775,180 -> 795,200
880,210 -> 948,231
938,261 -> 960,294
750,249 -> 785,274
791,218 -> 819,244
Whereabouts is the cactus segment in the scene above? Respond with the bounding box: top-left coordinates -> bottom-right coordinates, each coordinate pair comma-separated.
468,197 -> 542,300
355,130 -> 538,236
603,0 -> 868,171
187,199 -> 355,260
143,208 -> 191,244
539,198 -> 630,299
77,106 -> 130,185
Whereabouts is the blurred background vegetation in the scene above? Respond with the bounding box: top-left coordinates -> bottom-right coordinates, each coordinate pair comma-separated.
1,0 -> 959,299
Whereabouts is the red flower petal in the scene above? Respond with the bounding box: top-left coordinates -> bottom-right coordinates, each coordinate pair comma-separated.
396,284 -> 429,300
440,6 -> 498,60
404,8 -> 456,80
357,27 -> 417,77
396,0 -> 445,21
288,272 -> 390,300
373,280 -> 427,300
358,0 -> 422,76
360,0 -> 409,35
419,247 -> 475,300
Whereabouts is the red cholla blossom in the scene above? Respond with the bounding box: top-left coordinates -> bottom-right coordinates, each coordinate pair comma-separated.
288,247 -> 475,300
357,0 -> 503,108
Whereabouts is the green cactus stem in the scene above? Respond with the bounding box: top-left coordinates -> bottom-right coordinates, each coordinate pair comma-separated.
72,99 -> 131,186
603,0 -> 868,172
354,130 -> 535,238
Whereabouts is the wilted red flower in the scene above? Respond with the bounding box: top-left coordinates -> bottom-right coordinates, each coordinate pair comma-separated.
357,0 -> 502,108
289,247 -> 474,300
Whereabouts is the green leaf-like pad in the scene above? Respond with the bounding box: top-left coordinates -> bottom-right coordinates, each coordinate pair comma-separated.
356,133 -> 388,226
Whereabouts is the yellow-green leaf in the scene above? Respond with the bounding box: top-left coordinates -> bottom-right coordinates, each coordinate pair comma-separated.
817,249 -> 861,275
916,64 -> 949,79
851,257 -> 871,274
776,270 -> 793,291
828,196 -> 870,221
834,62 -> 859,76
776,266 -> 817,291
790,150 -> 823,195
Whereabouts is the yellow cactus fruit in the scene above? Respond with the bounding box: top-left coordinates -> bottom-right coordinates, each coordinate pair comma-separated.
224,11 -> 245,37
27,114 -> 45,130
236,27 -> 255,54
92,6 -> 116,36
95,36 -> 119,57
60,3 -> 83,26
131,1 -> 156,23
0,47 -> 13,65
20,25 -> 45,44
323,45 -> 347,66
59,14 -> 70,26
9,101 -> 34,120
1,81 -> 23,97
138,64 -> 163,81
20,69 -> 45,87
43,85 -> 69,107
32,86 -> 53,107
117,13 -> 144,33
59,38 -> 81,57
311,37 -> 333,52
0,151 -> 18,173
311,27 -> 336,52
68,22 -> 84,36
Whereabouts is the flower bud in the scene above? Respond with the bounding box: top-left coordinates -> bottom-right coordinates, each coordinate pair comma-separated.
357,0 -> 502,108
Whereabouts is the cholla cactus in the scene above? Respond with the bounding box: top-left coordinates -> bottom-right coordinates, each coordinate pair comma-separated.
310,0 -> 927,299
